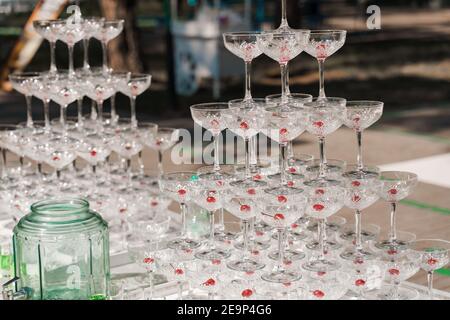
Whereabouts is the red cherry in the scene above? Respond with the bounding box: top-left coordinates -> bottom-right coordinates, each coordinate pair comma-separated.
175,268 -> 184,275
388,188 -> 398,195
183,248 -> 193,254
143,257 -> 154,264
90,150 -> 97,157
315,189 -> 325,195
283,282 -> 291,287
352,181 -> 361,187
313,204 -> 325,211
284,259 -> 292,266
253,174 -> 262,180
206,196 -> 216,203
240,121 -> 249,130
155,139 -> 162,146
119,208 -> 127,214
355,279 -> 366,287
52,156 -> 60,161
203,278 -> 216,286
279,128 -> 288,135
389,268 -> 400,276
274,213 -> 285,220
313,121 -> 324,128
255,231 -> 264,237
427,258 -> 438,266
353,116 -> 361,123
150,201 -> 158,207
216,180 -> 224,187
251,250 -> 260,256
240,204 -> 251,212
247,188 -> 256,195
245,271 -> 255,276
313,290 -> 325,298
211,259 -> 221,265
241,289 -> 253,298
387,249 -> 397,256
291,223 -> 299,229
210,119 -> 220,127
277,195 -> 287,203
317,271 -> 326,276
288,167 -> 296,173
177,189 -> 187,196
353,257 -> 364,265
287,181 -> 294,187
352,194 -> 361,202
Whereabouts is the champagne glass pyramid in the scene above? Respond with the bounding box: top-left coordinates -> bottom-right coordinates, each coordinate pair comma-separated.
191,103 -> 231,180
304,30 -> 347,99
92,19 -> 124,73
9,72 -> 40,128
159,172 -> 200,250
33,19 -> 65,74
340,166 -> 380,261
375,171 -> 418,250
344,101 -> 384,178
257,29 -> 310,102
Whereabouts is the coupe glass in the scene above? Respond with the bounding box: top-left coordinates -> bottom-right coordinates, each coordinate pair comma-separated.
340,165 -> 380,260
116,73 -> 151,128
264,100 -> 307,191
343,101 -> 384,177
9,72 -> 40,128
223,191 -> 265,272
375,171 -> 418,250
257,30 -> 310,102
42,143 -> 78,192
56,20 -> 85,76
33,19 -> 65,74
409,239 -> 450,300
92,19 -> 124,73
302,180 -> 345,272
259,200 -> 306,283
191,102 -> 231,180
29,72 -> 57,131
304,30 -> 347,99
159,172 -> 200,250
142,127 -> 179,178
306,272 -> 350,300
303,98 -> 346,181
81,17 -> 105,72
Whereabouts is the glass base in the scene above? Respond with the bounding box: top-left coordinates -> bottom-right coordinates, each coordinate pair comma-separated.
197,166 -> 235,181
167,238 -> 201,250
369,285 -> 419,300
268,249 -> 306,262
215,230 -> 239,242
303,178 -> 342,188
195,247 -> 231,260
272,231 -> 308,241
261,269 -> 302,283
339,247 -> 376,261
254,221 -> 274,233
306,240 -> 342,251
229,178 -> 267,189
344,169 -> 379,180
339,229 -> 377,242
227,258 -> 266,272
302,258 -> 341,273
234,240 -> 271,251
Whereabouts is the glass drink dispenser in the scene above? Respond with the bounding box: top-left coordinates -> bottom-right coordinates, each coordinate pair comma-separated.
3,198 -> 110,300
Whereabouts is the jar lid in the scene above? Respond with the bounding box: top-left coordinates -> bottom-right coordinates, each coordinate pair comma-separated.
14,198 -> 107,239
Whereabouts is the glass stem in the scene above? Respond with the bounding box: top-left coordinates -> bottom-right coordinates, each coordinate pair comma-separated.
43,99 -> 50,131
318,59 -> 326,99
83,38 -> 90,71
148,271 -> 154,300
91,100 -> 97,120
427,271 -> 434,300
287,141 -> 293,164
389,202 -> 397,242
130,96 -> 137,129
280,0 -> 288,28
25,95 -> 33,128
280,63 -> 289,103
126,158 -> 132,189
357,130 -> 363,171
92,164 -> 97,190
244,137 -> 251,179
111,93 -> 117,124
68,45 -> 74,76
157,150 -> 163,178
213,134 -> 220,172
61,105 -> 68,136
279,142 -> 288,185
218,208 -> 224,231
249,135 -> 258,174
138,151 -> 144,176
242,219 -> 249,258
101,41 -> 109,73
209,210 -> 215,249
97,100 -> 104,131
355,209 -> 362,252
277,228 -> 286,267
244,61 -> 252,101
318,136 -> 326,178
1,149 -> 7,179
77,97 -> 84,129
318,219 -> 326,261
180,203 -> 187,237
49,41 -> 57,74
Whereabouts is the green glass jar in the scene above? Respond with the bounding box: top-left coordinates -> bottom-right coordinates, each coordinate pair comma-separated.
12,198 -> 110,300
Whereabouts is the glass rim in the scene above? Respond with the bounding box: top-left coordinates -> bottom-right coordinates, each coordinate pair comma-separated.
223,31 -> 262,37
160,171 -> 198,180
346,100 -> 384,108
190,102 -> 229,111
309,30 -> 347,35
411,239 -> 450,249
379,171 -> 418,181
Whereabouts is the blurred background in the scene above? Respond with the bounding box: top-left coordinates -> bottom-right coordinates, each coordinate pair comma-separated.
0,0 -> 449,290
